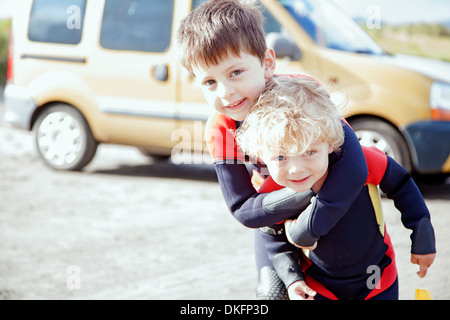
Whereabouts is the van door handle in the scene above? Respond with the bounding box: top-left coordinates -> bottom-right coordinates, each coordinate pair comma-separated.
153,64 -> 169,82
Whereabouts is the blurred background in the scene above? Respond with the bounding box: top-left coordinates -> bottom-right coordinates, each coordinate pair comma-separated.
1,0 -> 449,301
2,0 -> 450,86
336,0 -> 450,62
0,0 -> 14,87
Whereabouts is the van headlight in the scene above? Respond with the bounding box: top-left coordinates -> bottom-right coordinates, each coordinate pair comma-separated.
430,81 -> 450,120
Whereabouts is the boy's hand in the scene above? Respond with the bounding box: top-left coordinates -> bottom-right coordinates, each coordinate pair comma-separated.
411,253 -> 436,278
287,280 -> 316,300
284,219 -> 317,250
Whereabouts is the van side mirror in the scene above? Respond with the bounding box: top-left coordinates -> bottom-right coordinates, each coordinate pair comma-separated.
266,32 -> 301,61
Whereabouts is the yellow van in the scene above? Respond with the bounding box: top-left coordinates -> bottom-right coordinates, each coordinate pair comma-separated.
4,0 -> 450,174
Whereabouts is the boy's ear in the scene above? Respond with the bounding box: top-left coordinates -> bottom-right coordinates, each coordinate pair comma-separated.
264,48 -> 276,79
328,144 -> 334,154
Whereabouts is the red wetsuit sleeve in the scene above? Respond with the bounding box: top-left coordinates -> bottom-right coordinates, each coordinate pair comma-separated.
205,112 -> 245,163
362,146 -> 388,185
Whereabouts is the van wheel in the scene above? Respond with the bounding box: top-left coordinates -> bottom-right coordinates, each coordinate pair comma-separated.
33,105 -> 98,171
349,118 -> 412,172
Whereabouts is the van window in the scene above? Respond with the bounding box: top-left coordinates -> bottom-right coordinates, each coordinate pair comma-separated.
279,0 -> 383,54
100,0 -> 174,52
28,0 -> 86,45
192,0 -> 207,9
261,6 -> 283,34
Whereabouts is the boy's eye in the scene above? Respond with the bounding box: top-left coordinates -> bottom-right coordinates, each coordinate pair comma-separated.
304,150 -> 317,157
231,70 -> 243,77
203,79 -> 216,86
275,155 -> 286,161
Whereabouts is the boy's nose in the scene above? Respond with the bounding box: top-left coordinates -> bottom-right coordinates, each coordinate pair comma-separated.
288,166 -> 298,174
288,160 -> 304,174
218,83 -> 234,100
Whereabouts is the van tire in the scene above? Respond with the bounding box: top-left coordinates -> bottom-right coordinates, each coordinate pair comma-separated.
349,117 -> 412,172
33,104 -> 98,171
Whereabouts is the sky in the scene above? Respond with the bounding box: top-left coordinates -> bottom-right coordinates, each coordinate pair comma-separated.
334,0 -> 450,25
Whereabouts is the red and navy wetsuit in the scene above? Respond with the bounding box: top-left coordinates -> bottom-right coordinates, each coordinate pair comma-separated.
205,75 -> 369,291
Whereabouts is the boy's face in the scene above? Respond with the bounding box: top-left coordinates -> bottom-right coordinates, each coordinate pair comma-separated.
192,49 -> 276,121
261,142 -> 333,193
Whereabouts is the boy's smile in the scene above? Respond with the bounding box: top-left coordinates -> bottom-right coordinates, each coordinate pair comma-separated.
224,98 -> 247,111
289,176 -> 311,185
192,49 -> 276,121
262,143 -> 334,194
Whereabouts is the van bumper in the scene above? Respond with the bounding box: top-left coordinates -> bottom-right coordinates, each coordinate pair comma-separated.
3,84 -> 37,130
404,121 -> 450,174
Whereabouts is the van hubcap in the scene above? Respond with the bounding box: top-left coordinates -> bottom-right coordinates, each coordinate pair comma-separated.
356,129 -> 395,159
37,112 -> 82,166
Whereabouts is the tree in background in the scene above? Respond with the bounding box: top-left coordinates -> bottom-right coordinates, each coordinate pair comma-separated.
0,20 -> 11,87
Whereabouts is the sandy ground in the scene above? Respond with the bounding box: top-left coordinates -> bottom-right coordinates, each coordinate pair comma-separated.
1,92 -> 449,300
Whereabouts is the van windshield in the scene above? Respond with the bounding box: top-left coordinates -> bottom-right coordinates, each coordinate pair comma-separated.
279,0 -> 384,55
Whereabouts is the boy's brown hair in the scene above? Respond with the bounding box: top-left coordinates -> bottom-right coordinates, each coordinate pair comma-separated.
177,0 -> 267,75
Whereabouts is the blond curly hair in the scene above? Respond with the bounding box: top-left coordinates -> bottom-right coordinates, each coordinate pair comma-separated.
236,76 -> 344,158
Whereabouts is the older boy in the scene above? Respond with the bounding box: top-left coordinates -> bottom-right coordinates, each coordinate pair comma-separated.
177,0 -> 368,299
237,76 -> 436,300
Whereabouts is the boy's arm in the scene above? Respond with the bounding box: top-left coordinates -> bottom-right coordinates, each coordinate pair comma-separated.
215,163 -> 314,227
259,229 -> 316,298
310,122 -> 368,236
379,156 -> 436,255
274,251 -> 316,300
260,230 -> 305,288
